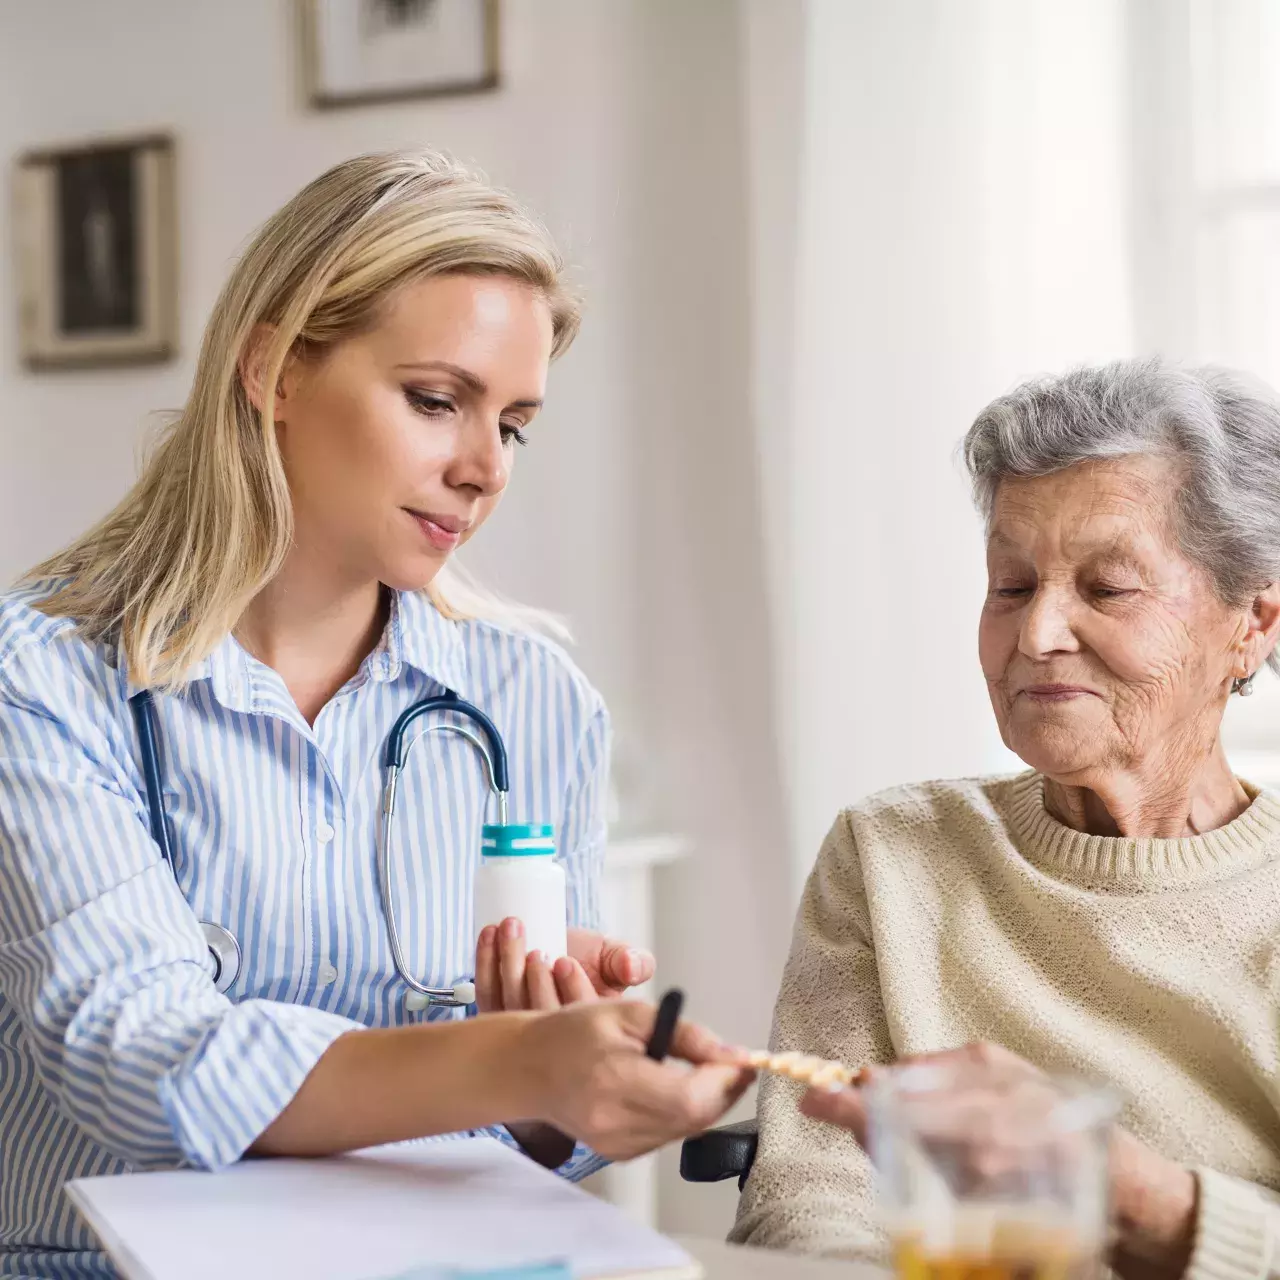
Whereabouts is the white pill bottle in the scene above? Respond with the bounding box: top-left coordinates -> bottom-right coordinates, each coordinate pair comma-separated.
473,823 -> 568,961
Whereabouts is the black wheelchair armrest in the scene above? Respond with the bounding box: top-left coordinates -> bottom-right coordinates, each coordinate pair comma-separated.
679,1117 -> 759,1190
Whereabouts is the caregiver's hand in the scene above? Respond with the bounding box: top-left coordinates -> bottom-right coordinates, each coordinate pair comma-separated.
253,1000 -> 752,1167
798,1043 -> 1198,1280
475,919 -> 656,1013
520,1000 -> 755,1161
475,919 -> 658,1168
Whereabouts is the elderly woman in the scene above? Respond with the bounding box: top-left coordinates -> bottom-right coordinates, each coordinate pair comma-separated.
731,360 -> 1280,1280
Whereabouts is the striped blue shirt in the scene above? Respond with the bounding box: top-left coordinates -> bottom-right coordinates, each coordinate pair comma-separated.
0,583 -> 610,1279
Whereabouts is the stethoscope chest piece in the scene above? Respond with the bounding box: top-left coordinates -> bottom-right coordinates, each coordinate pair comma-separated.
202,922 -> 241,994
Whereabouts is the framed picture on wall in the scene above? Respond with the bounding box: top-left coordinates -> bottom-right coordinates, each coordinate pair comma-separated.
303,0 -> 500,108
13,134 -> 177,370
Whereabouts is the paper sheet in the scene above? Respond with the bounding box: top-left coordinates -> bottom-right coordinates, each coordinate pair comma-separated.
65,1136 -> 700,1280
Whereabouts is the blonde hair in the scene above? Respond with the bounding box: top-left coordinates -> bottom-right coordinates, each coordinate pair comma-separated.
29,150 -> 580,687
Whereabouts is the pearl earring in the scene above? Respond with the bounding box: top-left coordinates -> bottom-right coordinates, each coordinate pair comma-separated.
1233,673 -> 1257,697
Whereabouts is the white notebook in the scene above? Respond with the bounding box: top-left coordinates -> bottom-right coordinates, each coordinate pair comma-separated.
65,1136 -> 700,1280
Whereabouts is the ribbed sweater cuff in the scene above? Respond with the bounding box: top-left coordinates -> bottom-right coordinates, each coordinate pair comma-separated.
1187,1168 -> 1274,1280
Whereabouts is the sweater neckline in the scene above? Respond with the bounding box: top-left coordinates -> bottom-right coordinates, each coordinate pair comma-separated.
1004,771 -> 1280,888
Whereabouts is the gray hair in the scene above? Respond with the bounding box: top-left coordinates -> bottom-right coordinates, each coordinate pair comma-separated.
962,358 -> 1280,674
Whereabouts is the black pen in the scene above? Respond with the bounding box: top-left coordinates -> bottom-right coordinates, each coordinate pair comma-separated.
645,987 -> 684,1060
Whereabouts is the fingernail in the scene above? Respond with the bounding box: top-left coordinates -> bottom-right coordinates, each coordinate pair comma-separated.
502,917 -> 522,940
529,950 -> 546,965
480,925 -> 496,946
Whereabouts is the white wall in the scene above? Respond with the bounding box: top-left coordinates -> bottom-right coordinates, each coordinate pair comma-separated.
615,0 -> 796,1235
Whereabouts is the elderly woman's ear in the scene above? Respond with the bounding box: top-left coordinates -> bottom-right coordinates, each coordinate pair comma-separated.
1234,580 -> 1280,686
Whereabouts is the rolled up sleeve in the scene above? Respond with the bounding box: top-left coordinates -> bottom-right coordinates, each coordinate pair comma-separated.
0,672 -> 363,1171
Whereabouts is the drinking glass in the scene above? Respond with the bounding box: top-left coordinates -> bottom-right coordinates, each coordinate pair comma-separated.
866,1060 -> 1117,1280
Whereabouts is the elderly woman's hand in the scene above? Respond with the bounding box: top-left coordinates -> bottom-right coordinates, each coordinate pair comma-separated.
799,1043 -> 1198,1280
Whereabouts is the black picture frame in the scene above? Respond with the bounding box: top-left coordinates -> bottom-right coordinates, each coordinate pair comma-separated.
303,0 -> 500,109
14,133 -> 177,371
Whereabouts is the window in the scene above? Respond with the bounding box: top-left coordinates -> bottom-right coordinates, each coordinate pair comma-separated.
1189,0 -> 1280,384
1147,0 -> 1280,784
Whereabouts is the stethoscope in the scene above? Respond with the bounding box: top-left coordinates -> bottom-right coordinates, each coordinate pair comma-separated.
128,687 -> 509,1009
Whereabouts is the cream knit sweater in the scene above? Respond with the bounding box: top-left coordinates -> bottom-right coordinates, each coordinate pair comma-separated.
731,771 -> 1280,1280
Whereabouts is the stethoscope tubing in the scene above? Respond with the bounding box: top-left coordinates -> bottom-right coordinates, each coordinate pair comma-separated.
129,687 -> 508,1006
129,690 -> 245,993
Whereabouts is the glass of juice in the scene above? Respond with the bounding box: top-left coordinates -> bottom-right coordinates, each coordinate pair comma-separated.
866,1059 -> 1117,1280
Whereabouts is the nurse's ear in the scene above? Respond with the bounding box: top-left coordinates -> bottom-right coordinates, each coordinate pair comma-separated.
237,324 -> 299,425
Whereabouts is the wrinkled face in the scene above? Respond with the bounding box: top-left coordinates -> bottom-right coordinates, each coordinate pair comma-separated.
978,456 -> 1252,781
271,272 -> 553,591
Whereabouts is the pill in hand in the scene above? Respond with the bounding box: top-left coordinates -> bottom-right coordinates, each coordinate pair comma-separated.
744,1048 -> 856,1088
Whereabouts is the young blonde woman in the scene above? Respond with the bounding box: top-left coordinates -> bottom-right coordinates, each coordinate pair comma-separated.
0,152 -> 750,1280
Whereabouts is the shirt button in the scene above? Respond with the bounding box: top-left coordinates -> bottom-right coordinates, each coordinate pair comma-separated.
318,963 -> 338,986
315,821 -> 335,844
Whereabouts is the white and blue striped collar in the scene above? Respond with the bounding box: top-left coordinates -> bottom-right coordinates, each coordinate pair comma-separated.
163,589 -> 470,712
378,588 -> 470,697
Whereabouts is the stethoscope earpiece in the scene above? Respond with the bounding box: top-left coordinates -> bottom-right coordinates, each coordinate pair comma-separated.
405,979 -> 475,1013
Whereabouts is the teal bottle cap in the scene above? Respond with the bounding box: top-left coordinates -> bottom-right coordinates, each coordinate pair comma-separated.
481,823 -> 556,856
